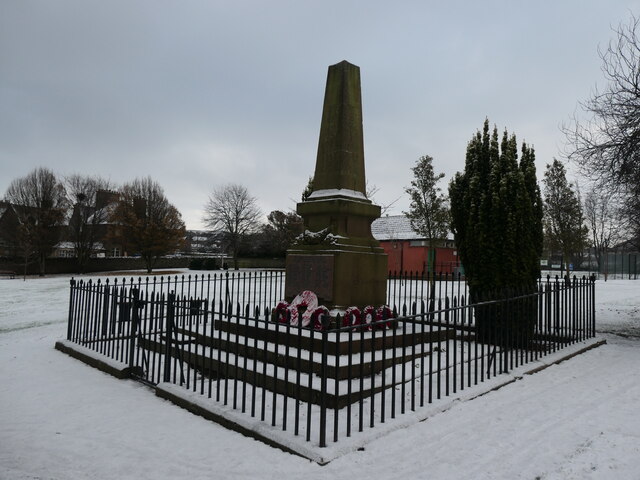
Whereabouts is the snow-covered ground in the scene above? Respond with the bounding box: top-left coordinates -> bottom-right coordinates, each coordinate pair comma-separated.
1,271 -> 639,479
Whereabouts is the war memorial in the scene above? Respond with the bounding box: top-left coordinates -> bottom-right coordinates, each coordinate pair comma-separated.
285,60 -> 387,312
55,61 -> 598,463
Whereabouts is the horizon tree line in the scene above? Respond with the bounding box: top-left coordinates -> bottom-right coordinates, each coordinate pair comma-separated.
2,168 -> 186,275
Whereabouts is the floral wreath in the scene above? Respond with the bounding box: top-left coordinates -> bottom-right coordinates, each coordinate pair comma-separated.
274,292 -> 325,328
310,306 -> 330,331
359,305 -> 395,330
362,305 -> 376,331
274,295 -> 394,332
288,290 -> 318,327
377,305 -> 394,329
274,301 -> 289,323
342,306 -> 362,329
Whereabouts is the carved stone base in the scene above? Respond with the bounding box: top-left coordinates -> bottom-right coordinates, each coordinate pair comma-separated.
285,247 -> 387,310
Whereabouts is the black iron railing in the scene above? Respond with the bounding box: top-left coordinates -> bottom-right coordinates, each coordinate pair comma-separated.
65,271 -> 595,447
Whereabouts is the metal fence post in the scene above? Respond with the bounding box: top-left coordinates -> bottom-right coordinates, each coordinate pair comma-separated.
591,275 -> 596,337
319,327 -> 328,448
67,278 -> 76,341
128,288 -> 140,371
163,292 -> 176,382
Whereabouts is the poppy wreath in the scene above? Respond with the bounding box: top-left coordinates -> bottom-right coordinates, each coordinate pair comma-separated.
274,302 -> 289,323
377,305 -> 395,329
288,290 -> 318,327
342,306 -> 362,329
287,301 -> 306,326
362,305 -> 377,331
310,306 -> 330,331
359,305 -> 395,330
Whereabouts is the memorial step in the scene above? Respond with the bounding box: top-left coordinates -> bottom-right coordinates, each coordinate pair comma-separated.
138,334 -> 443,409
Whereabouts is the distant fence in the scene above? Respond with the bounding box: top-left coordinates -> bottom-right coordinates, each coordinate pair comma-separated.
65,271 -> 596,447
595,252 -> 639,280
0,256 -> 190,276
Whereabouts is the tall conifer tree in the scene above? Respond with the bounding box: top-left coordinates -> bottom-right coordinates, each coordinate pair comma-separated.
450,119 -> 543,343
542,159 -> 589,278
404,155 -> 449,274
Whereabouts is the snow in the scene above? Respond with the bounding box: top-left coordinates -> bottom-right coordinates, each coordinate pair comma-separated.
307,188 -> 369,201
1,272 -> 639,479
371,215 -> 455,241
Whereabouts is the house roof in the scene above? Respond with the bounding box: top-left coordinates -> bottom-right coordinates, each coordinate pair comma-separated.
87,203 -> 118,224
371,215 -> 421,241
371,215 -> 454,241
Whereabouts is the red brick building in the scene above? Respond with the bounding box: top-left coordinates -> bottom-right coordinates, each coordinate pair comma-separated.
371,215 -> 462,275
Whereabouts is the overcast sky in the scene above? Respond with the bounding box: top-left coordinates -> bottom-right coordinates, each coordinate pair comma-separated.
1,1 -> 637,229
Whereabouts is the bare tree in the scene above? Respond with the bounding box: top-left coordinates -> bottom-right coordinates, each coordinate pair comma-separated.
366,181 -> 400,216
111,177 -> 185,273
203,184 -> 262,269
66,174 -> 113,272
564,14 -> 640,246
583,187 -> 621,280
4,167 -> 68,276
619,195 -> 640,250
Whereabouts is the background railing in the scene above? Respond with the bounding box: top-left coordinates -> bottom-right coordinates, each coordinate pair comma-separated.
65,271 -> 596,447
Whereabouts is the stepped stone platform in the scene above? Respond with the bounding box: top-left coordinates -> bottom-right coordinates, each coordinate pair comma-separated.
212,318 -> 454,355
138,318 -> 455,409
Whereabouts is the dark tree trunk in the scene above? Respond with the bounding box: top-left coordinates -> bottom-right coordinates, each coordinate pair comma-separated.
38,252 -> 46,277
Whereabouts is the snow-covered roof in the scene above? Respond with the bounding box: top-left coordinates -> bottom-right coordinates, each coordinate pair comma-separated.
371,215 -> 454,241
87,204 -> 118,224
371,215 -> 421,241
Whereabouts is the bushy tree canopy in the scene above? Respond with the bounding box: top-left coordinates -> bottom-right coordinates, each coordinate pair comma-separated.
542,159 -> 589,277
404,155 -> 449,273
449,119 -> 543,291
260,210 -> 303,257
450,120 -> 543,345
112,177 -> 185,273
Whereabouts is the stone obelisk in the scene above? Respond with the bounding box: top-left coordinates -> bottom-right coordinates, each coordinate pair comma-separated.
285,61 -> 387,310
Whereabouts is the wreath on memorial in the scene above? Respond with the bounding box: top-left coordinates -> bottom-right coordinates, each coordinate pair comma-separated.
342,306 -> 362,329
289,290 -> 318,327
309,306 -> 330,331
273,291 -> 329,329
274,293 -> 394,332
343,305 -> 394,330
274,302 -> 289,323
362,305 -> 377,330
376,305 -> 394,329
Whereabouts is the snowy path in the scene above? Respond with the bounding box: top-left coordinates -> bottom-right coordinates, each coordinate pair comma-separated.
0,275 -> 638,479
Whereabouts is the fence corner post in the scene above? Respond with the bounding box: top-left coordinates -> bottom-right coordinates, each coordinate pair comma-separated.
163,292 -> 176,383
67,278 -> 76,341
591,275 -> 596,337
128,287 -> 141,371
